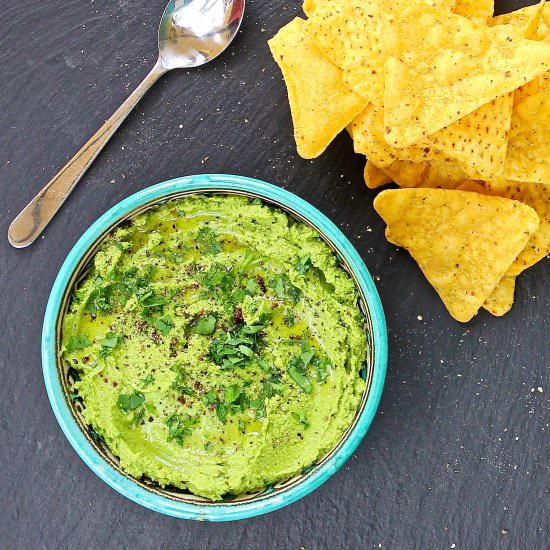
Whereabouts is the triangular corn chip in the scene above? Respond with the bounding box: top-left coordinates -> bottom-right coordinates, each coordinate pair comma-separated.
364,160 -> 391,189
268,18 -> 366,159
426,93 -> 514,179
373,189 -> 539,321
460,180 -> 550,275
483,276 -> 516,317
303,0 -> 317,17
349,105 -> 456,166
453,0 -> 494,25
350,96 -> 510,179
382,159 -> 468,189
383,2 -> 550,147
492,2 -> 549,41
308,0 -> 385,106
342,66 -> 385,108
307,0 -> 382,70
503,85 -> 550,184
309,0 -> 455,107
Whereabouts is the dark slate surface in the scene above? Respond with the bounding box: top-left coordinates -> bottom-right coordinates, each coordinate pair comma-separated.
1,1 -> 548,548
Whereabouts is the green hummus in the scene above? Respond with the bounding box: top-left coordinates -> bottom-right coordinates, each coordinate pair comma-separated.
62,195 -> 367,501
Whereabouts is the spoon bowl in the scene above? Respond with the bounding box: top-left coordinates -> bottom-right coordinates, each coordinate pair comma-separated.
159,0 -> 245,69
8,0 -> 245,248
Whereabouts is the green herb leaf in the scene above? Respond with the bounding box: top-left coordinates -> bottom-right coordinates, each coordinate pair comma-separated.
99,332 -> 119,358
224,384 -> 241,404
195,226 -> 222,255
301,350 -> 315,367
284,311 -> 296,327
268,274 -> 302,304
141,373 -> 155,387
203,390 -> 217,405
245,278 -> 259,295
66,335 -> 91,353
100,333 -> 119,349
165,414 -> 198,446
238,249 -> 266,273
287,365 -> 312,394
153,315 -> 173,336
216,403 -> 227,423
140,295 -> 165,308
117,391 -> 145,412
170,365 -> 193,395
291,410 -> 310,428
295,254 -> 312,275
193,314 -> 217,335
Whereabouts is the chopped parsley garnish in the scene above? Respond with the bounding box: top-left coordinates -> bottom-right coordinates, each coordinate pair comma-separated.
216,403 -> 228,423
141,373 -> 155,387
283,311 -> 296,327
65,335 -> 91,353
285,340 -> 331,393
295,254 -> 312,275
140,295 -> 165,308
245,278 -> 259,295
170,365 -> 194,395
85,265 -> 157,315
291,410 -> 310,429
165,414 -> 198,446
224,384 -> 242,404
99,332 -> 119,358
208,322 -> 266,370
193,313 -> 217,335
195,226 -> 222,255
238,249 -> 266,273
151,315 -> 174,336
202,390 -> 217,405
287,360 -> 312,394
268,274 -> 302,304
116,391 -> 145,412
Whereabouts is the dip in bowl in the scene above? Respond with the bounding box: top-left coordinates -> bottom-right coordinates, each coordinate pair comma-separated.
43,174 -> 387,520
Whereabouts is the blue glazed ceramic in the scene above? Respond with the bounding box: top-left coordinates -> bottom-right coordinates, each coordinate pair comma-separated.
42,174 -> 387,521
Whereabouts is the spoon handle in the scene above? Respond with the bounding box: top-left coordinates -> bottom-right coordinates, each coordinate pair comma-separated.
8,62 -> 166,248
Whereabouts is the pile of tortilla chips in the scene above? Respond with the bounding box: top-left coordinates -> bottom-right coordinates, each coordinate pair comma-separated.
268,0 -> 550,322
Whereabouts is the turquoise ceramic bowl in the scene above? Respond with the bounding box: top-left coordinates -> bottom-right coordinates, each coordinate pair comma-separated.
42,174 -> 387,521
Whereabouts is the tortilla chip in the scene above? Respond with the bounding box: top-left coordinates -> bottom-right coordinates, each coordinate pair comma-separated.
350,94 -> 509,179
382,3 -> 550,147
350,106 -> 440,166
308,0 -> 385,106
453,0 -> 494,25
342,65 -> 385,108
373,188 -> 539,322
460,180 -> 550,275
303,0 -> 317,17
364,160 -> 392,189
483,276 -> 516,316
492,2 -> 549,41
426,93 -> 514,179
366,163 -> 392,189
307,0 -> 382,69
268,18 -> 366,159
503,85 -> 550,184
382,159 -> 468,190
310,0 -> 456,107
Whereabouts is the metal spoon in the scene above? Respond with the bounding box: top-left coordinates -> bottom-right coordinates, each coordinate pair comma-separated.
8,0 -> 245,248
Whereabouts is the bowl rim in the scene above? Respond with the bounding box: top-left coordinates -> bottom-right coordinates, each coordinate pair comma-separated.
42,174 -> 387,521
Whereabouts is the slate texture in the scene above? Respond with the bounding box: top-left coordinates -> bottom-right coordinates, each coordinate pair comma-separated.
0,1 -> 548,549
